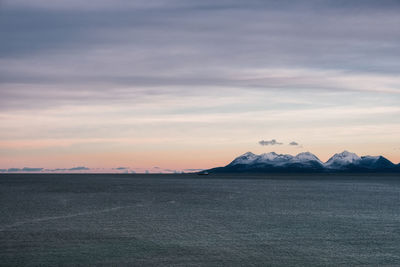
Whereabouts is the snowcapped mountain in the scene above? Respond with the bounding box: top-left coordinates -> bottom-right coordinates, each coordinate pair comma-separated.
229,152 -> 296,166
229,152 -> 259,165
359,155 -> 396,170
293,152 -> 321,162
208,151 -> 399,173
289,152 -> 325,169
324,151 -> 397,170
254,152 -> 294,166
222,151 -> 324,172
324,151 -> 361,169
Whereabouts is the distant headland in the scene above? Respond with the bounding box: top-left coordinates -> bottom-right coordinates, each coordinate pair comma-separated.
206,151 -> 400,173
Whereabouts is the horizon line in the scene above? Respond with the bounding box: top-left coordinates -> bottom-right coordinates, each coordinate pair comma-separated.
1,150 -> 399,173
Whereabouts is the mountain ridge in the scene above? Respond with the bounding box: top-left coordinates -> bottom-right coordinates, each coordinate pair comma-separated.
207,151 -> 400,173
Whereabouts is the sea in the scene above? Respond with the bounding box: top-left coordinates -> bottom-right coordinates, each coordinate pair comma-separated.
1,173 -> 400,266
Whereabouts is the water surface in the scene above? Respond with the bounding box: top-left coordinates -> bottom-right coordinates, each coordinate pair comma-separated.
1,173 -> 400,266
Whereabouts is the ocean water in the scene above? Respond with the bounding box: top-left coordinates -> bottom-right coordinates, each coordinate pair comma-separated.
1,173 -> 400,266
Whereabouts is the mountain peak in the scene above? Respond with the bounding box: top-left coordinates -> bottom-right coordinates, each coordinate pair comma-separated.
228,151 -> 258,165
258,152 -> 279,160
339,150 -> 357,156
210,150 -> 399,173
242,151 -> 256,157
360,155 -> 396,169
324,151 -> 361,169
294,152 -> 321,161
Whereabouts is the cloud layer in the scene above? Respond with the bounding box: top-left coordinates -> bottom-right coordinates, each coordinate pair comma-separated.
0,166 -> 192,173
259,140 -> 283,146
1,0 -> 400,168
1,0 -> 400,112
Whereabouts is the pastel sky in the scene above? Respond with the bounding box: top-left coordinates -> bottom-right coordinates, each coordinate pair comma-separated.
1,0 -> 400,172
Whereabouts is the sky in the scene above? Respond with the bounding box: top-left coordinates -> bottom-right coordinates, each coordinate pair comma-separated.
1,0 -> 400,173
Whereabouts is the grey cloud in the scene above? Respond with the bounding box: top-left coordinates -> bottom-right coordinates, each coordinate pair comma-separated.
0,0 -> 400,112
23,167 -> 43,171
45,167 -> 91,171
7,168 -> 21,172
2,0 -> 182,10
114,167 -> 128,170
259,139 -> 283,146
7,168 -> 22,172
184,168 -> 204,172
1,3 -> 399,70
5,0 -> 400,11
7,167 -> 43,172
68,166 -> 90,171
289,141 -> 299,146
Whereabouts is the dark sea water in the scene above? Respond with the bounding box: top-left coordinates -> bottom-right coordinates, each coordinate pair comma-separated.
1,173 -> 400,266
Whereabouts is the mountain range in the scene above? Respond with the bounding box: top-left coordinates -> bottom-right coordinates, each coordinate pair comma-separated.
207,151 -> 400,173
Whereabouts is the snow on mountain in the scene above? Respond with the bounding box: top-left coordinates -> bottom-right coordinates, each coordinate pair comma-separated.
360,155 -> 396,169
361,155 -> 380,161
228,152 -> 259,165
293,152 -> 323,163
229,151 -> 320,167
255,152 -> 294,166
210,151 -> 398,173
359,155 -> 380,166
257,152 -> 279,161
324,151 -> 361,169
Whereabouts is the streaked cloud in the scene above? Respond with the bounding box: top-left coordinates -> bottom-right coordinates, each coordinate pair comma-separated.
68,166 -> 89,171
184,168 -> 204,172
0,0 -> 399,168
6,167 -> 43,172
259,139 -> 283,146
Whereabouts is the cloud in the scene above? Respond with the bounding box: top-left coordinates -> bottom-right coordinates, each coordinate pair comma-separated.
184,168 -> 204,172
68,166 -> 90,171
162,168 -> 175,173
289,141 -> 299,146
259,139 -> 283,146
48,166 -> 91,171
7,168 -> 21,172
7,167 -> 43,172
23,167 -> 43,172
1,0 -> 400,112
0,0 -> 399,168
114,167 -> 128,170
